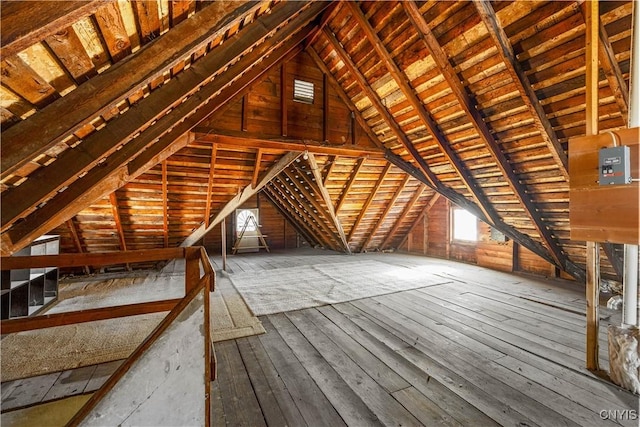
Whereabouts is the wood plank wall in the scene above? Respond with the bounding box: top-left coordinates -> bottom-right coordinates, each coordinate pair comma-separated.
399,197 -> 562,278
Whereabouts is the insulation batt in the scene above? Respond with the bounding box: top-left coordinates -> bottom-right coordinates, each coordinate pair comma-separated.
608,325 -> 640,394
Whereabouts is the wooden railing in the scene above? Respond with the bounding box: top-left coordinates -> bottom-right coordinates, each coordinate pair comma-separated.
0,247 -> 215,426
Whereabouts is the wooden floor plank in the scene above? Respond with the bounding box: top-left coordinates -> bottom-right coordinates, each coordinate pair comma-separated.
209,376 -> 226,427
391,386 -> 463,427
319,304 -> 499,426
283,310 -> 421,426
42,365 -> 97,402
1,372 -> 60,411
268,313 -> 381,426
259,316 -> 347,427
236,337 -> 290,427
215,340 -> 267,427
85,360 -> 124,392
245,335 -> 308,427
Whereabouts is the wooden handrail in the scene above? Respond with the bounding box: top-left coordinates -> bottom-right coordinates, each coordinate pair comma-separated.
0,247 -> 215,426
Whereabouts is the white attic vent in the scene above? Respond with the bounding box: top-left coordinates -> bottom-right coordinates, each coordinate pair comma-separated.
293,79 -> 314,104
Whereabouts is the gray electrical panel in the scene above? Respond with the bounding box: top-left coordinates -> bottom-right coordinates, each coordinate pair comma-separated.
599,146 -> 631,185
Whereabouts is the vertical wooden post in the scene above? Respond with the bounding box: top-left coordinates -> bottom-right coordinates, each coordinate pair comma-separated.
323,73 -> 329,141
184,248 -> 199,294
242,94 -> 249,132
585,0 -> 600,372
221,218 -> 227,272
512,242 -> 520,273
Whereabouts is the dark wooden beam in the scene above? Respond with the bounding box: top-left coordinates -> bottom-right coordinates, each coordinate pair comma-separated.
193,131 -> 385,159
347,163 -> 392,244
1,1 -> 267,178
321,27 -> 439,189
380,184 -> 426,249
403,1 -> 568,270
472,0 -> 569,178
1,0 -> 109,58
1,2 -> 323,233
349,1 -> 495,223
361,174 -> 410,251
2,13 -> 323,255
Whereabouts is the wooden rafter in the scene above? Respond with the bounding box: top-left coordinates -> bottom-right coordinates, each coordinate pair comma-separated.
321,27 -> 439,189
265,180 -> 336,250
380,184 -> 426,249
307,153 -> 351,253
348,2 -> 495,223
1,2 -> 324,233
261,188 -> 318,247
335,158 -> 366,214
252,149 -> 263,189
471,0 -> 570,178
66,218 -> 90,275
276,171 -> 342,251
398,193 -> 442,250
403,1 -> 567,269
1,1 -> 267,178
347,163 -> 392,244
2,13 -> 320,255
322,155 -> 337,186
360,174 -> 410,251
1,0 -> 108,58
181,151 -> 302,247
193,131 -> 384,159
264,184 -> 322,247
109,193 -> 127,252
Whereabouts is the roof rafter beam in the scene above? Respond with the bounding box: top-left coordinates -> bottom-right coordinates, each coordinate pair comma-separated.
471,0 -> 570,177
2,13 -> 319,255
404,1 -> 567,269
335,158 -> 366,214
1,2 -> 325,233
1,1 -> 268,177
66,218 -> 91,275
347,163 -> 392,245
261,188 -> 318,247
360,173 -> 410,251
380,183 -> 426,249
266,179 -> 338,251
278,169 -> 343,252
307,153 -> 351,253
347,1 -> 495,223
193,131 -> 385,159
181,151 -> 302,247
320,26 -> 439,189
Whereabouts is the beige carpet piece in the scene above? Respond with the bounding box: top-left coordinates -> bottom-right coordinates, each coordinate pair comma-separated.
1,267 -> 263,382
0,393 -> 92,427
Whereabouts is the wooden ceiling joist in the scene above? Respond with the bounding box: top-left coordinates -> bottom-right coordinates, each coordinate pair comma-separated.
2,6 -> 323,255
181,151 -> 302,247
471,0 -> 570,178
307,153 -> 351,253
403,1 -> 569,270
193,131 -> 385,159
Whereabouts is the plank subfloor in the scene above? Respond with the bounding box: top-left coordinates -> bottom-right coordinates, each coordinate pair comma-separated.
3,250 -> 638,426
203,250 -> 637,427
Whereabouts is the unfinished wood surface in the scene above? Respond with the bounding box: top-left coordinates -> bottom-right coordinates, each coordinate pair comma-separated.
206,250 -> 635,426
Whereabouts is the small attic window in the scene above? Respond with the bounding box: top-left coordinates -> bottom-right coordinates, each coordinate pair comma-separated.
452,208 -> 478,242
293,79 -> 314,104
